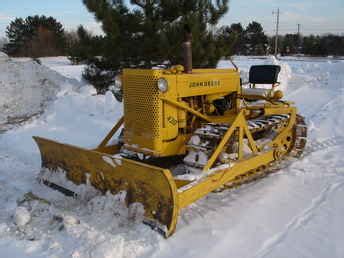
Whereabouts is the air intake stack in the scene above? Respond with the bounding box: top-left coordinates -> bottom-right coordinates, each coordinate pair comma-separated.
182,25 -> 192,74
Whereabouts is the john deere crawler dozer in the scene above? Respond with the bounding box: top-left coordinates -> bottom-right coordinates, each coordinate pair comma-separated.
34,37 -> 307,237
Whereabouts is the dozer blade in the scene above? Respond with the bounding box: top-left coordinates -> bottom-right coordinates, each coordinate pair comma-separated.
33,136 -> 179,237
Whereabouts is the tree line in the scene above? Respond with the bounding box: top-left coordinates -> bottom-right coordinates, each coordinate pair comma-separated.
3,15 -> 343,59
1,2 -> 344,94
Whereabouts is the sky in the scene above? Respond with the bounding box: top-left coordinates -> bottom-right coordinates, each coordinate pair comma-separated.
0,0 -> 343,38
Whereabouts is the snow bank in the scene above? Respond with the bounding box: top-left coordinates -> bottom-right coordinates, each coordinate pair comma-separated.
0,51 -> 9,61
0,58 -> 81,128
270,55 -> 292,92
0,57 -> 122,165
39,57 -> 86,83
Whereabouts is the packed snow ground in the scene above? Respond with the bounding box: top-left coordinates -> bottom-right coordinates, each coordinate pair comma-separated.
0,56 -> 343,258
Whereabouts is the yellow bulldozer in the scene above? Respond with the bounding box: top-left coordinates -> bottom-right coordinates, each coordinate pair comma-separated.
34,36 -> 307,237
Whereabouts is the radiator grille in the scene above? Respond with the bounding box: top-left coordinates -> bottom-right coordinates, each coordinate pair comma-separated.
123,70 -> 162,152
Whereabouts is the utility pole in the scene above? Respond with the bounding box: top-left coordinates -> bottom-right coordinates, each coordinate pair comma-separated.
297,24 -> 301,54
273,8 -> 280,56
297,24 -> 300,35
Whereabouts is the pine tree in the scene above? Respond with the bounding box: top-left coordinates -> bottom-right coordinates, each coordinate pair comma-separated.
217,23 -> 244,56
4,15 -> 66,57
302,35 -> 327,56
243,21 -> 268,55
82,0 -> 229,93
3,18 -> 26,55
281,34 -> 299,55
68,26 -> 105,64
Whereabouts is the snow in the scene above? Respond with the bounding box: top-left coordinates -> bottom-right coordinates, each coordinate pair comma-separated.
0,51 -> 9,61
0,57 -> 83,131
0,56 -> 344,257
14,207 -> 31,227
102,156 -> 118,168
39,57 -> 86,83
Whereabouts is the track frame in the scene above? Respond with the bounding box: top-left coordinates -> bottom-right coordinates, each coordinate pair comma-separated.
177,106 -> 297,208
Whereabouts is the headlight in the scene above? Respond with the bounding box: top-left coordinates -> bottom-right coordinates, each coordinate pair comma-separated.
114,75 -> 122,89
157,78 -> 168,93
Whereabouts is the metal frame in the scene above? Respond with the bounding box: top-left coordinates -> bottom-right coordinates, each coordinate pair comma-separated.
203,110 -> 258,171
177,106 -> 297,210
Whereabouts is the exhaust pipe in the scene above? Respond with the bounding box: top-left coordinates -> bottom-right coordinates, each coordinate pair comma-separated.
182,25 -> 192,74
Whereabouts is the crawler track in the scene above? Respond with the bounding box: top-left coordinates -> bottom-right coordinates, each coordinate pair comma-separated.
183,115 -> 307,189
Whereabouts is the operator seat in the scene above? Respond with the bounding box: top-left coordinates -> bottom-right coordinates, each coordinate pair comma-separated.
242,65 -> 281,98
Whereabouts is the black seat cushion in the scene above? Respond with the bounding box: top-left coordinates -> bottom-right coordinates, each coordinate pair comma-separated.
249,65 -> 281,84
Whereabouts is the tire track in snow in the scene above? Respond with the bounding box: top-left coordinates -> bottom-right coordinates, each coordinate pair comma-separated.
303,136 -> 344,156
254,180 -> 344,258
285,74 -> 313,98
286,64 -> 342,121
308,93 -> 344,121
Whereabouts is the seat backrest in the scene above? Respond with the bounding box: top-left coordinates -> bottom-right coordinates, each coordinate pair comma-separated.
249,65 -> 281,84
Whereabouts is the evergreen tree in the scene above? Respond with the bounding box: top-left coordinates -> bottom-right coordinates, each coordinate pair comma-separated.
68,26 -> 105,64
243,21 -> 268,55
4,15 -> 66,57
319,35 -> 344,56
302,35 -> 325,56
217,23 -> 244,56
81,0 -> 229,93
281,34 -> 299,55
218,22 -> 344,57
